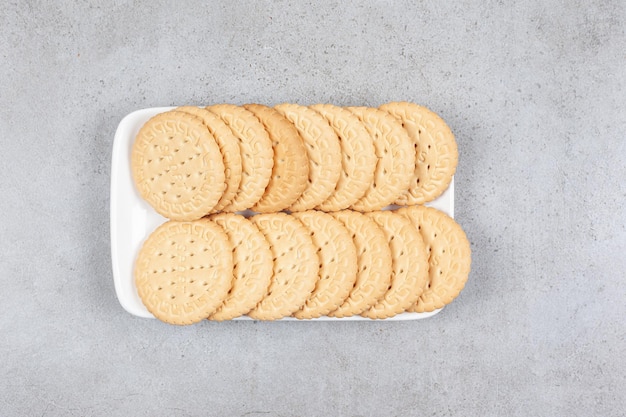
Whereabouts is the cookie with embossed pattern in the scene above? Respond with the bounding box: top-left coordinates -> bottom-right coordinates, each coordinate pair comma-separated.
347,106 -> 415,211
291,211 -> 358,319
131,110 -> 226,220
361,211 -> 429,319
327,210 -> 392,318
380,102 -> 458,205
274,103 -> 342,211
396,205 -> 471,313
208,213 -> 273,321
176,106 -> 243,212
206,104 -> 273,211
135,219 -> 234,325
247,213 -> 319,320
243,104 -> 309,212
310,104 -> 377,211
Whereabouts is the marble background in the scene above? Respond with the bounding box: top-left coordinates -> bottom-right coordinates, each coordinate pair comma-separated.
1,0 -> 624,415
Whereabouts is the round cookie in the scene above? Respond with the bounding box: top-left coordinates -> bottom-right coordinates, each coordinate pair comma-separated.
310,104 -> 377,211
274,103 -> 342,211
379,102 -> 458,205
347,106 -> 415,211
206,104 -> 273,211
177,106 -> 243,212
247,213 -> 319,320
361,211 -> 429,319
131,110 -> 226,220
134,219 -> 234,325
243,104 -> 309,212
327,210 -> 392,318
396,205 -> 471,313
291,211 -> 358,319
208,213 -> 273,321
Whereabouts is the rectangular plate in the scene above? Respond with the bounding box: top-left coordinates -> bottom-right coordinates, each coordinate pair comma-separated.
111,107 -> 454,321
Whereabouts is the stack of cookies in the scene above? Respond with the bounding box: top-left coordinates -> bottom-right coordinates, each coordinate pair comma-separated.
131,102 -> 471,324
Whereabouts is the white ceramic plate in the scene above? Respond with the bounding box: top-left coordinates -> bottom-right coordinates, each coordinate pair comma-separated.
110,107 -> 454,321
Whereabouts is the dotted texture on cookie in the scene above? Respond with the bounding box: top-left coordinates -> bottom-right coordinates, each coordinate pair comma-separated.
134,219 -> 234,325
208,213 -> 273,321
311,104 -> 377,211
131,110 -> 226,220
380,102 -> 458,205
207,104 -> 273,211
292,211 -> 358,319
347,106 -> 415,211
247,213 -> 319,320
362,211 -> 429,319
274,103 -> 342,211
244,104 -> 309,213
328,210 -> 392,318
397,205 -> 471,313
176,106 -> 243,212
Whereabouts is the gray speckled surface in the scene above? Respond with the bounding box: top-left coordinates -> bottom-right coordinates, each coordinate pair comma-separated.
1,0 -> 625,416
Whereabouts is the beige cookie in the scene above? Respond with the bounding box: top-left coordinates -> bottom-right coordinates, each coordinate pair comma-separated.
243,104 -> 309,212
131,110 -> 226,220
310,104 -> 377,211
327,210 -> 392,318
379,102 -> 458,205
361,211 -> 429,319
135,219 -> 234,325
396,205 -> 471,313
274,103 -> 342,211
291,211 -> 358,319
247,213 -> 319,320
176,106 -> 242,212
208,213 -> 273,321
206,104 -> 273,211
347,106 -> 415,211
